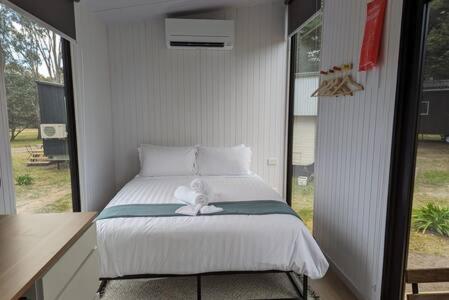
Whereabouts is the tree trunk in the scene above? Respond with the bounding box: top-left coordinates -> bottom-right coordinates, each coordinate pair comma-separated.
10,128 -> 16,141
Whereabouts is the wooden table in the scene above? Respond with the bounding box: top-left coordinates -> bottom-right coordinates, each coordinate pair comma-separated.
0,213 -> 97,300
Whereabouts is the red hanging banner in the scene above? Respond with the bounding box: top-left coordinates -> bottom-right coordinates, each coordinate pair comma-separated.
359,0 -> 387,71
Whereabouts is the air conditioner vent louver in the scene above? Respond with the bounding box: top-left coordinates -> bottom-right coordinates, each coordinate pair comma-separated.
170,41 -> 225,48
166,18 -> 234,50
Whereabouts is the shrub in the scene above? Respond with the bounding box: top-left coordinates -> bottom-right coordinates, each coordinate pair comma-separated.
414,203 -> 449,237
16,174 -> 33,186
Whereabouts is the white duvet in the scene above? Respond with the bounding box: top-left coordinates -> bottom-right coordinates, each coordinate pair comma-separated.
96,175 -> 329,279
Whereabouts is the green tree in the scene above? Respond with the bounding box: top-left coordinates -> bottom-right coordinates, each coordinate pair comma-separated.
5,63 -> 38,141
0,4 -> 63,82
424,0 -> 449,80
0,3 -> 64,140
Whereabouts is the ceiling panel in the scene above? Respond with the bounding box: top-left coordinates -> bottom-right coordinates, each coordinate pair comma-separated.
84,0 -> 281,23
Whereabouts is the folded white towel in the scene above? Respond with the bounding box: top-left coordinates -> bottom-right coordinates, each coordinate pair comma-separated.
175,204 -> 202,216
190,178 -> 207,194
174,186 -> 208,206
200,205 -> 224,214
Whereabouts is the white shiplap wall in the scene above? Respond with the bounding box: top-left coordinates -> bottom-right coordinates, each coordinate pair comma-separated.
107,2 -> 288,192
0,48 -> 15,214
294,76 -> 318,116
314,1 -> 403,299
72,1 -> 116,211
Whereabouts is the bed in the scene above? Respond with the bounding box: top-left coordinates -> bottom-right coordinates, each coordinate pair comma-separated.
95,174 -> 329,299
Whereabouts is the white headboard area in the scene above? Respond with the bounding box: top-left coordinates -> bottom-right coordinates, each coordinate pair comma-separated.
107,2 -> 288,194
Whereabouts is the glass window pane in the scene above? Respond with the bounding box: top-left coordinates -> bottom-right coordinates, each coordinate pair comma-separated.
407,0 -> 449,294
290,13 -> 322,232
1,3 -> 73,214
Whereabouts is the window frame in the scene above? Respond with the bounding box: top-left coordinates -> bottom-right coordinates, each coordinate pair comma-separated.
61,38 -> 81,212
381,0 -> 431,298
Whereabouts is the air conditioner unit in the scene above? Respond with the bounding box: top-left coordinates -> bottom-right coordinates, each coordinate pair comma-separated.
165,18 -> 234,50
40,124 -> 67,139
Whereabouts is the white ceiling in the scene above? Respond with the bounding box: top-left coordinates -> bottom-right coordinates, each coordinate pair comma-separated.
84,0 -> 282,23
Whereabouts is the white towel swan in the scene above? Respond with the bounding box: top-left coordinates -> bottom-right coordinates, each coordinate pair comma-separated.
175,180 -> 223,216
175,204 -> 203,216
200,205 -> 224,214
174,186 -> 208,206
190,178 -> 207,194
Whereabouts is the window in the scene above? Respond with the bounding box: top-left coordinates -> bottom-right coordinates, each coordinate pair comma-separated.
0,3 -> 79,213
288,13 -> 322,231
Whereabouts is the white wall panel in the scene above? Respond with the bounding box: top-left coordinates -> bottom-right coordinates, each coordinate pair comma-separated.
108,2 -> 288,193
292,116 -> 316,166
72,1 -> 116,211
314,1 -> 403,299
0,48 -> 15,214
294,76 -> 318,116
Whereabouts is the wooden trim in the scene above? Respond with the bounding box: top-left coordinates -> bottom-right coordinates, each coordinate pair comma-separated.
406,268 -> 449,284
62,39 -> 81,212
407,293 -> 449,300
380,0 -> 431,299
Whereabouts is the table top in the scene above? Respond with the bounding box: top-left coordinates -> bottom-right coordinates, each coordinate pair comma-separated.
0,212 -> 97,300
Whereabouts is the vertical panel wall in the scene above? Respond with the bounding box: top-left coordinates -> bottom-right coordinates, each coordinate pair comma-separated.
108,2 -> 288,192
0,49 -> 15,214
313,1 -> 403,299
72,1 -> 116,211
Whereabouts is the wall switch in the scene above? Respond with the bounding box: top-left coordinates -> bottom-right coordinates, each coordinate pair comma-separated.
267,157 -> 278,166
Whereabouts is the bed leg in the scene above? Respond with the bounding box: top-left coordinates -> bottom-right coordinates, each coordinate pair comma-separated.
287,272 -> 308,300
96,279 -> 108,298
302,275 -> 308,299
287,272 -> 301,299
197,275 -> 202,300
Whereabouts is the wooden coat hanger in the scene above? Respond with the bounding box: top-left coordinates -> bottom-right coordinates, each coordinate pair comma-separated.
331,64 -> 364,96
320,69 -> 339,96
328,66 -> 353,97
311,71 -> 330,97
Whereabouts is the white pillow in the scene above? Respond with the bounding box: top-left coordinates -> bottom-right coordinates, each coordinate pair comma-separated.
197,145 -> 252,175
138,144 -> 196,176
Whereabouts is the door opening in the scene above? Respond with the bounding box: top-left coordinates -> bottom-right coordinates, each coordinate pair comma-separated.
287,13 -> 322,232
380,0 -> 449,298
0,3 -> 80,213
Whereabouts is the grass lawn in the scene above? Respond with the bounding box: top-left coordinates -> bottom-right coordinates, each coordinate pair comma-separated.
406,138 -> 449,292
10,128 -> 42,148
408,140 -> 449,262
292,179 -> 314,231
289,139 -> 449,262
11,129 -> 72,214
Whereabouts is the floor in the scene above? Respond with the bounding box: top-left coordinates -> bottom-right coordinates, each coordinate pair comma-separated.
309,266 -> 357,300
101,267 -> 357,300
102,273 -> 303,300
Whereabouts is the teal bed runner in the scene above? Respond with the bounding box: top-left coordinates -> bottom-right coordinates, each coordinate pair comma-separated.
96,200 -> 301,221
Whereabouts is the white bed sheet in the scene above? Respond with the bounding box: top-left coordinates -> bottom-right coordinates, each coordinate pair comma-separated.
96,175 -> 329,279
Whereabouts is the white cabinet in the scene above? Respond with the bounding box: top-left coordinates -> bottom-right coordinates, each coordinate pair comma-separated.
41,224 -> 99,300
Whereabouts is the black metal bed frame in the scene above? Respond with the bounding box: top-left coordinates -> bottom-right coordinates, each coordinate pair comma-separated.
97,271 -> 308,300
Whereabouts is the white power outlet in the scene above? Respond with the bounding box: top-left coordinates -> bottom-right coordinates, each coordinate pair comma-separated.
267,158 -> 278,166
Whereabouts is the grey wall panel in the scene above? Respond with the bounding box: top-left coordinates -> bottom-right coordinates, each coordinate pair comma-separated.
288,0 -> 321,35
6,0 -> 76,40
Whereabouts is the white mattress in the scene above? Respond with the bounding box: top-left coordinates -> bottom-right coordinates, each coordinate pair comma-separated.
96,175 -> 329,279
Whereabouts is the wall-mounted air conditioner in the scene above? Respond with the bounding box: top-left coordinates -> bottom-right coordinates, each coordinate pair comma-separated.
165,18 -> 234,50
40,124 -> 67,139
